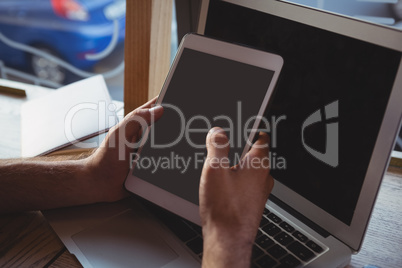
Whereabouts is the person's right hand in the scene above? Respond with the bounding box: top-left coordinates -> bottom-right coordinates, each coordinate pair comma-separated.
199,127 -> 274,268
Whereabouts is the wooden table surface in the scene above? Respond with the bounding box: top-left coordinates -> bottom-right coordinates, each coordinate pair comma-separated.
0,168 -> 400,268
0,80 -> 402,268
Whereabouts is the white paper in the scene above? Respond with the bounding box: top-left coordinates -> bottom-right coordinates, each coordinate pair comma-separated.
21,75 -> 118,157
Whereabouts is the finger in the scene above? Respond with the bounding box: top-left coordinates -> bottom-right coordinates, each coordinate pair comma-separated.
124,97 -> 159,119
138,96 -> 159,109
246,132 -> 270,158
125,97 -> 159,119
205,127 -> 230,169
240,132 -> 270,170
130,105 -> 164,143
124,105 -> 164,142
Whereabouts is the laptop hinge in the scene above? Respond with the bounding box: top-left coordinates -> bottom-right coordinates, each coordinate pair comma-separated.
269,194 -> 331,238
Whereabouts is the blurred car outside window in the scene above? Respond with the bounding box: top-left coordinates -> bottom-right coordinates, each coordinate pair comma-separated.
0,0 -> 179,102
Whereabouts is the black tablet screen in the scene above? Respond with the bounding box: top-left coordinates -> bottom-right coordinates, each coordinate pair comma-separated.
132,48 -> 275,205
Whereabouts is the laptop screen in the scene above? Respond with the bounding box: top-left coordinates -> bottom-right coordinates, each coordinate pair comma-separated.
204,1 -> 401,225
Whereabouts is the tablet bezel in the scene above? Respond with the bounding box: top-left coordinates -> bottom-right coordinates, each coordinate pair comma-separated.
124,33 -> 283,225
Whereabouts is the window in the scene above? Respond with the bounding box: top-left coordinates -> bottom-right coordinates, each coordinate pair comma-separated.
0,0 -> 178,102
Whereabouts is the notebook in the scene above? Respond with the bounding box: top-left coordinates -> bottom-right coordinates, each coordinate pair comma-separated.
44,1 -> 402,267
21,75 -> 117,157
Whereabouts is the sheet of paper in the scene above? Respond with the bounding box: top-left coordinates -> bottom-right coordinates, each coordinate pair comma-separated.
21,75 -> 118,157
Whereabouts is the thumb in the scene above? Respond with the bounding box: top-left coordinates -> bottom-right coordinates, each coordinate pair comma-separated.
205,127 -> 230,168
123,105 -> 164,142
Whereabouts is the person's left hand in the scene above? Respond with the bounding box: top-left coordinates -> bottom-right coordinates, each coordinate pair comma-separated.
199,127 -> 274,267
85,97 -> 164,202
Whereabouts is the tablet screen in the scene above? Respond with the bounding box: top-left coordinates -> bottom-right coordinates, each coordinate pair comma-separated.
132,48 -> 275,205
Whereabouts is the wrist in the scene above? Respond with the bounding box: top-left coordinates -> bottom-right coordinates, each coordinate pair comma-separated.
81,156 -> 109,203
202,224 -> 254,268
83,155 -> 129,203
203,224 -> 255,249
72,158 -> 104,204
202,217 -> 258,245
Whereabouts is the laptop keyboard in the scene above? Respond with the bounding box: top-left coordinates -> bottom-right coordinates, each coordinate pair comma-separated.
148,204 -> 325,268
253,207 -> 326,267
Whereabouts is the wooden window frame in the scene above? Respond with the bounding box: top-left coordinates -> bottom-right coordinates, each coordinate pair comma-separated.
124,0 -> 174,114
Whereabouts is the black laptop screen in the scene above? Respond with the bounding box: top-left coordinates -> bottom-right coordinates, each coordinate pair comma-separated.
205,0 -> 401,225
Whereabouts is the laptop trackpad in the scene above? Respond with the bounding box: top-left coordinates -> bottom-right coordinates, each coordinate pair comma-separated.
72,209 -> 179,268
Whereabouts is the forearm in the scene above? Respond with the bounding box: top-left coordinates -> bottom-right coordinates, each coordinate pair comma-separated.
0,100 -> 163,214
0,158 -> 99,213
202,226 -> 254,268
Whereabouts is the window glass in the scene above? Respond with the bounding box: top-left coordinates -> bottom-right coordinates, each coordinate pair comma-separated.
0,0 -> 179,102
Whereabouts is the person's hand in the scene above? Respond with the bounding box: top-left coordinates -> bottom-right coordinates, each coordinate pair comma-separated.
0,97 -> 163,213
200,127 -> 274,268
85,97 -> 164,203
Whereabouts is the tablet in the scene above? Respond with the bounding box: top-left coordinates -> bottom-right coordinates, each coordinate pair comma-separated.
125,34 -> 283,225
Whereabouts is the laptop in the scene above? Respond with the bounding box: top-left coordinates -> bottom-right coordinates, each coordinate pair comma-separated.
44,0 -> 402,267
196,0 -> 402,267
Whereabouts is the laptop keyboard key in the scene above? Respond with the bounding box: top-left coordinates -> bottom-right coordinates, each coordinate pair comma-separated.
267,213 -> 282,223
262,223 -> 281,236
287,241 -> 315,262
252,245 -> 265,259
306,240 -> 323,253
263,208 -> 270,215
292,231 -> 308,242
256,229 -> 264,239
280,254 -> 301,267
267,244 -> 287,259
274,232 -> 294,246
256,235 -> 275,250
279,221 -> 295,233
255,255 -> 277,268
186,236 -> 203,255
186,221 -> 202,235
251,263 -> 260,268
260,216 -> 269,227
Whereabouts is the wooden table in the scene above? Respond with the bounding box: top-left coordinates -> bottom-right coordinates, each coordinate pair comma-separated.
0,80 -> 402,267
0,168 -> 400,268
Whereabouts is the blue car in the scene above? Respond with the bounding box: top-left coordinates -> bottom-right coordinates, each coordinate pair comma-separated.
0,0 -> 125,84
